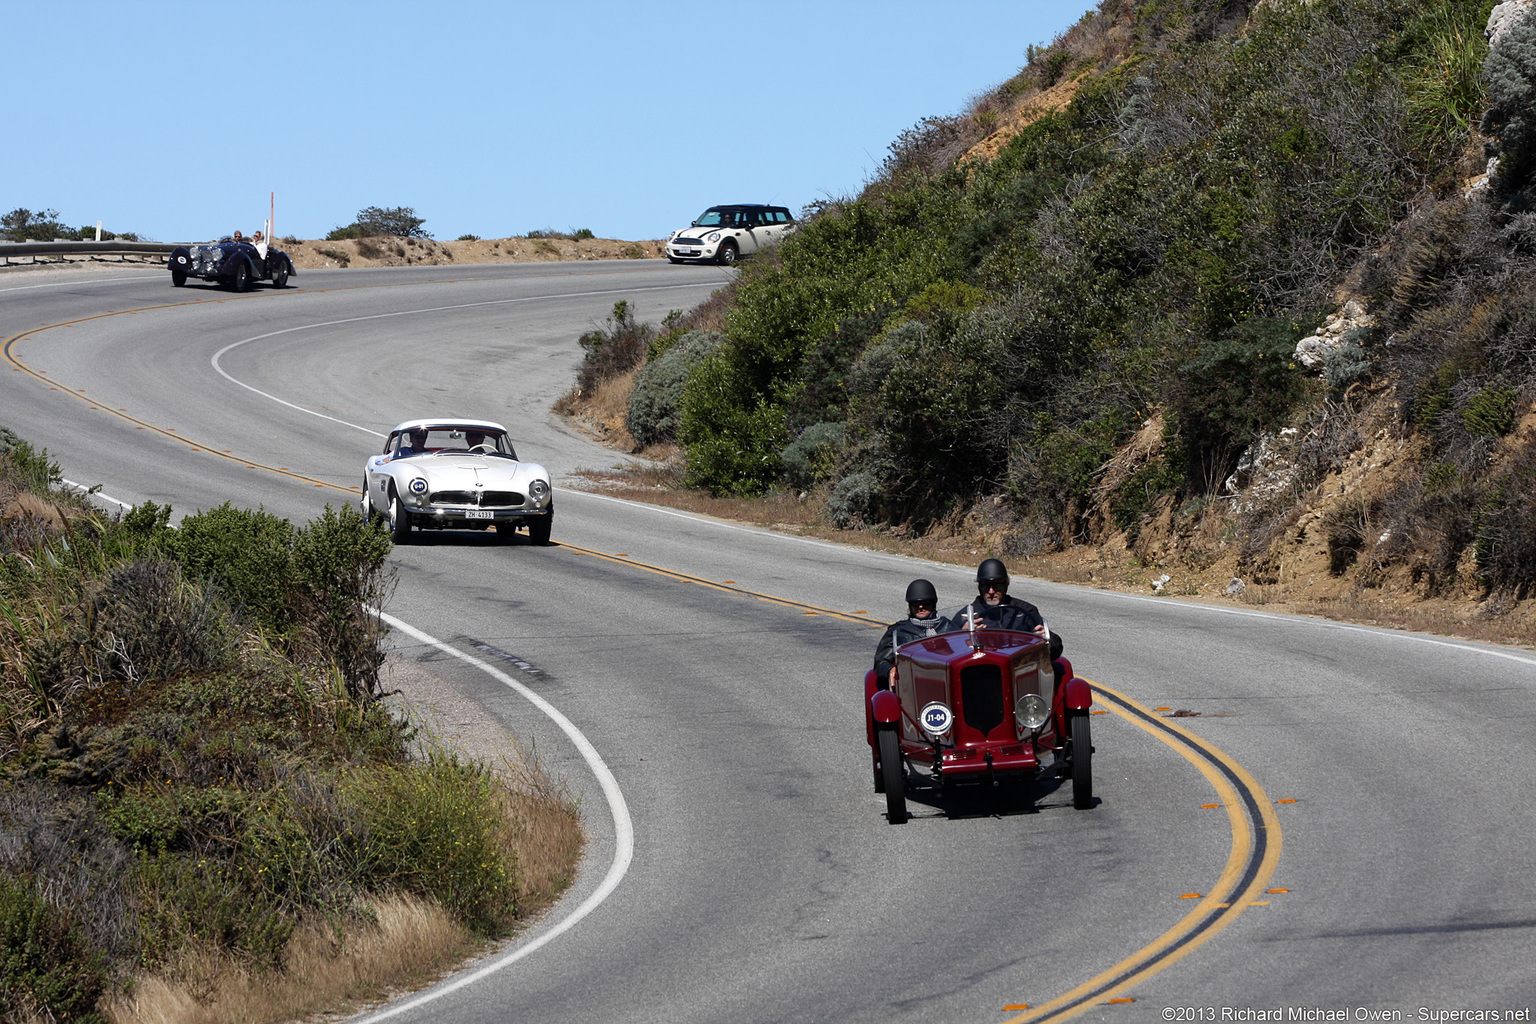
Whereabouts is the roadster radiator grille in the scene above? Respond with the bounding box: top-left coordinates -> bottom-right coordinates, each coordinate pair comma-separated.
429,490 -> 525,507
959,664 -> 1005,738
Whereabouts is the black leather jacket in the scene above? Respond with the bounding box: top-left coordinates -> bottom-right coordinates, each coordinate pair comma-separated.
949,595 -> 1064,659
873,614 -> 955,682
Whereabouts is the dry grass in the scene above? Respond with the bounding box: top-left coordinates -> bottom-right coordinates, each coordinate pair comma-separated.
104,895 -> 469,1024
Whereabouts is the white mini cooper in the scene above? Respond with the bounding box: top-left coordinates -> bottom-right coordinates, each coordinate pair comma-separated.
664,204 -> 796,265
362,419 -> 553,545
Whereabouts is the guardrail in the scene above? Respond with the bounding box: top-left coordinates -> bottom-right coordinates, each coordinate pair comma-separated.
1,241 -> 178,267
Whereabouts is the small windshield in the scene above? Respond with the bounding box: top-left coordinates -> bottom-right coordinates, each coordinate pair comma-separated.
692,208 -> 737,228
391,427 -> 516,459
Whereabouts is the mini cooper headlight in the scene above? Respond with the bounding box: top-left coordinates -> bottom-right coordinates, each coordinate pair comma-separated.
707,231 -> 721,243
1016,692 -> 1050,732
528,479 -> 550,501
919,701 -> 954,739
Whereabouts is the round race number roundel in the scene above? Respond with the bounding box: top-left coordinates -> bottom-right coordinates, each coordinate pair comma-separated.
919,701 -> 954,737
409,478 -> 428,495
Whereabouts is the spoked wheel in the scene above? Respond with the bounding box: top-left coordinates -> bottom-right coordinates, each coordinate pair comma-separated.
270,262 -> 289,288
388,490 -> 412,545
877,726 -> 907,824
231,261 -> 251,292
1070,712 -> 1093,810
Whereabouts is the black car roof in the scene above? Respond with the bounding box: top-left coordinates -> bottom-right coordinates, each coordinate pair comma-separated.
708,204 -> 789,212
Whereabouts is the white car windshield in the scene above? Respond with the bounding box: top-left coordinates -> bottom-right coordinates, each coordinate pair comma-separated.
692,209 -> 737,228
393,428 -> 515,458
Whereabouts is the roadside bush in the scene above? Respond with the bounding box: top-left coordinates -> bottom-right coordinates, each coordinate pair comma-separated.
1167,318 -> 1315,494
781,422 -> 844,490
574,300 -> 656,397
170,504 -> 295,635
0,432 -> 62,493
625,330 -> 723,448
0,872 -> 108,1023
289,505 -> 393,699
1475,447 -> 1536,600
339,754 -> 518,934
87,557 -> 241,686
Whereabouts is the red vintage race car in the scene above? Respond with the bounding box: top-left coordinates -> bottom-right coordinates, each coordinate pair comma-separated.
864,625 -> 1094,824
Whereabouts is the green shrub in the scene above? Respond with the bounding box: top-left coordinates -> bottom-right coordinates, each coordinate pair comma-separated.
574,300 -> 656,396
289,505 -> 393,699
339,755 -> 517,934
1461,384 -> 1519,436
170,503 -> 295,634
456,234 -> 480,241
0,431 -> 62,493
0,874 -> 108,1023
781,422 -> 844,490
572,227 -> 594,240
625,330 -> 723,447
1168,318 -> 1314,494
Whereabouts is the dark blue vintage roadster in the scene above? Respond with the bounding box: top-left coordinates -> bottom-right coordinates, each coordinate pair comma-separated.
168,238 -> 295,290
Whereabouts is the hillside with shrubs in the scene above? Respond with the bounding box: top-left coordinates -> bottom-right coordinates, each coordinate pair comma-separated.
586,0 -> 1536,639
0,431 -> 579,1022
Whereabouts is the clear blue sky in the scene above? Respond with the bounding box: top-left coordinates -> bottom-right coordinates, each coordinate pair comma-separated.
5,1 -> 1096,243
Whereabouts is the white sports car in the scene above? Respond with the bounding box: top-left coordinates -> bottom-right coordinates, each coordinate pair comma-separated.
362,419 -> 553,545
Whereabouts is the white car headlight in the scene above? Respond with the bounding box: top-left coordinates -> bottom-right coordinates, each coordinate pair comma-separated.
707,232 -> 721,243
1015,693 -> 1049,732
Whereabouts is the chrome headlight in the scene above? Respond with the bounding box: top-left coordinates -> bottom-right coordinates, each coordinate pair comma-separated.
707,231 -> 721,243
919,701 -> 954,739
528,478 -> 550,502
1016,693 -> 1049,733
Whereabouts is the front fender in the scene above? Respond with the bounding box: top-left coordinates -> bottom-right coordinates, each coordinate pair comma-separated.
1061,670 -> 1092,712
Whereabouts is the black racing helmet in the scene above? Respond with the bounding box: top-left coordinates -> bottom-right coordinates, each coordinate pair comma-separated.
904,578 -> 938,604
975,558 -> 1009,584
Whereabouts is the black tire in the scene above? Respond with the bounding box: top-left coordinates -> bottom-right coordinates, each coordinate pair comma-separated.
667,256 -> 682,264
1070,713 -> 1093,810
872,750 -> 884,793
528,505 -> 553,545
231,261 -> 251,292
270,261 -> 289,288
878,727 -> 907,824
717,240 -> 738,267
171,269 -> 187,287
388,489 -> 412,545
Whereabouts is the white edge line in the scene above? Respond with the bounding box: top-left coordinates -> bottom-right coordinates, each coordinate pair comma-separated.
352,612 -> 634,1024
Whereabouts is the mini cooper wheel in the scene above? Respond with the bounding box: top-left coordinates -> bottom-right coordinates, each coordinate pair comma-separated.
877,726 -> 907,824
388,489 -> 413,545
270,262 -> 289,288
1069,712 -> 1093,810
716,240 -> 738,267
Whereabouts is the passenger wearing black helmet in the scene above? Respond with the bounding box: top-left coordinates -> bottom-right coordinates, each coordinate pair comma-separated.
873,578 -> 953,689
951,558 -> 1063,659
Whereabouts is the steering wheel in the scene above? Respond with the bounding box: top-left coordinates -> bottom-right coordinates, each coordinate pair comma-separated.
467,443 -> 497,453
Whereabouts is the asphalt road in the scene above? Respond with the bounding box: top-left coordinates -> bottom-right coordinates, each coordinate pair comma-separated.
4,262 -> 1533,1023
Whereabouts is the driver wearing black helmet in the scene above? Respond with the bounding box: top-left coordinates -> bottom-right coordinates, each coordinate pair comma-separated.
873,579 -> 953,690
951,557 -> 1063,659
